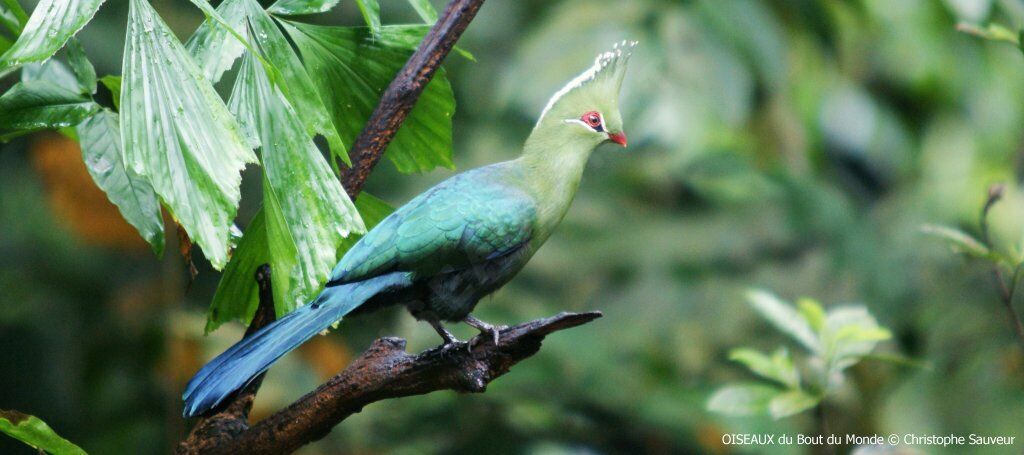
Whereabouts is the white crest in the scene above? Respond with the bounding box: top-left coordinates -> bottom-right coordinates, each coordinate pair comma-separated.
538,40 -> 638,120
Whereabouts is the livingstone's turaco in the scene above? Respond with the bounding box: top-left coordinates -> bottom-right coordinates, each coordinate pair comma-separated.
183,41 -> 637,417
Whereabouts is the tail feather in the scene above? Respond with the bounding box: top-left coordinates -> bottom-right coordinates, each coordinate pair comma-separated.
182,272 -> 411,417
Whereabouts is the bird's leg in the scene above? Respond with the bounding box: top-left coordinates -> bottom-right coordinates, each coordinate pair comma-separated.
425,316 -> 460,346
464,314 -> 506,346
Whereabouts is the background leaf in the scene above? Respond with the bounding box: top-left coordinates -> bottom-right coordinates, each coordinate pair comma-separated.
768,390 -> 820,419
240,0 -> 344,161
76,109 -> 164,255
0,409 -> 86,455
0,0 -> 105,72
406,0 -> 438,23
207,209 -> 268,333
283,22 -> 456,173
261,183 -> 302,316
98,75 -> 120,110
0,81 -> 98,140
267,0 -> 341,15
121,0 -> 256,270
0,0 -> 28,36
956,22 -> 1020,46
822,306 -> 892,372
746,289 -> 820,353
729,348 -> 800,389
64,38 -> 95,95
706,384 -> 780,417
185,0 -> 281,89
21,59 -> 80,92
183,0 -> 247,84
797,298 -> 826,333
353,0 -> 381,35
920,224 -> 992,259
186,0 -> 345,163
228,50 -> 364,314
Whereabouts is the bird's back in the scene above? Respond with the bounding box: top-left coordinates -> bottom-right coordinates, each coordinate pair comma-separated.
329,161 -> 538,286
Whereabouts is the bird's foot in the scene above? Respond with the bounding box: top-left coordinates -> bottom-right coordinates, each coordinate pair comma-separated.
426,317 -> 461,348
464,315 -> 507,349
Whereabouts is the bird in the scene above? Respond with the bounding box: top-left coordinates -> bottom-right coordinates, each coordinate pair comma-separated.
182,40 -> 636,418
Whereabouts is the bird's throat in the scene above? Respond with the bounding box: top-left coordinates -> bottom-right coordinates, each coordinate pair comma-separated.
517,131 -> 597,244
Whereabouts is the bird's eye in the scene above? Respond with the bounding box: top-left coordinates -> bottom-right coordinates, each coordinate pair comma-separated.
580,111 -> 604,132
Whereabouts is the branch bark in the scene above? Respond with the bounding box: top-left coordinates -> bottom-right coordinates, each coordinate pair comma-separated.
180,311 -> 601,455
341,0 -> 486,199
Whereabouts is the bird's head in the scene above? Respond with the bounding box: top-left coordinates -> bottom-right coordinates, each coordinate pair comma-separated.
533,40 -> 636,149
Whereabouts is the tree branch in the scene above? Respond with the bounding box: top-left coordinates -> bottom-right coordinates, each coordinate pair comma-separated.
341,0 -> 486,198
185,311 -> 602,455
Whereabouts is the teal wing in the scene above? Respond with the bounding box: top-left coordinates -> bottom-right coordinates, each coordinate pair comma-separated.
329,166 -> 536,284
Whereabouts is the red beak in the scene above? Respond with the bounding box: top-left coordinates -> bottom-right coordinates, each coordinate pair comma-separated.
607,131 -> 628,147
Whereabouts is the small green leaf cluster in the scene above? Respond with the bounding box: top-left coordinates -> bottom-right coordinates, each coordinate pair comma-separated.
707,290 -> 892,419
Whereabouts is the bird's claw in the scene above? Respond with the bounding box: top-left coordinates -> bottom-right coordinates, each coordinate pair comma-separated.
464,315 -> 507,352
429,315 -> 508,353
440,331 -> 462,350
465,330 -> 493,353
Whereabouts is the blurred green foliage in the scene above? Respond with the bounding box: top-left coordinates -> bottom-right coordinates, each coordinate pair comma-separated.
708,291 -> 892,420
3,0 -> 1024,454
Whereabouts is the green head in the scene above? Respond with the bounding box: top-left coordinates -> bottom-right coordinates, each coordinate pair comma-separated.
531,40 -> 636,150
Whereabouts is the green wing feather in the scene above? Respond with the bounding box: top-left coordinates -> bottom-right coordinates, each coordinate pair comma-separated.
329,164 -> 536,284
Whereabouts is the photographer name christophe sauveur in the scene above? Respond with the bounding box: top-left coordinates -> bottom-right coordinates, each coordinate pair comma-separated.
721,432 -> 1017,448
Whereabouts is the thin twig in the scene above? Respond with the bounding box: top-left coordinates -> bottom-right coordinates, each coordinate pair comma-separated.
978,183 -> 1024,348
992,266 -> 1024,346
979,183 -> 1004,247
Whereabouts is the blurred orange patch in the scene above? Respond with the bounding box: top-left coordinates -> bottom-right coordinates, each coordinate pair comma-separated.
165,334 -> 205,388
697,423 -> 728,455
298,336 -> 353,380
30,132 -> 157,251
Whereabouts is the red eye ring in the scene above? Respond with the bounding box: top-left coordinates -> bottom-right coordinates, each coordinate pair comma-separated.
581,111 -> 602,129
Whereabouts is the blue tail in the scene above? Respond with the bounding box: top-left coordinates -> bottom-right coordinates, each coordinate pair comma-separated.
182,272 -> 412,417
